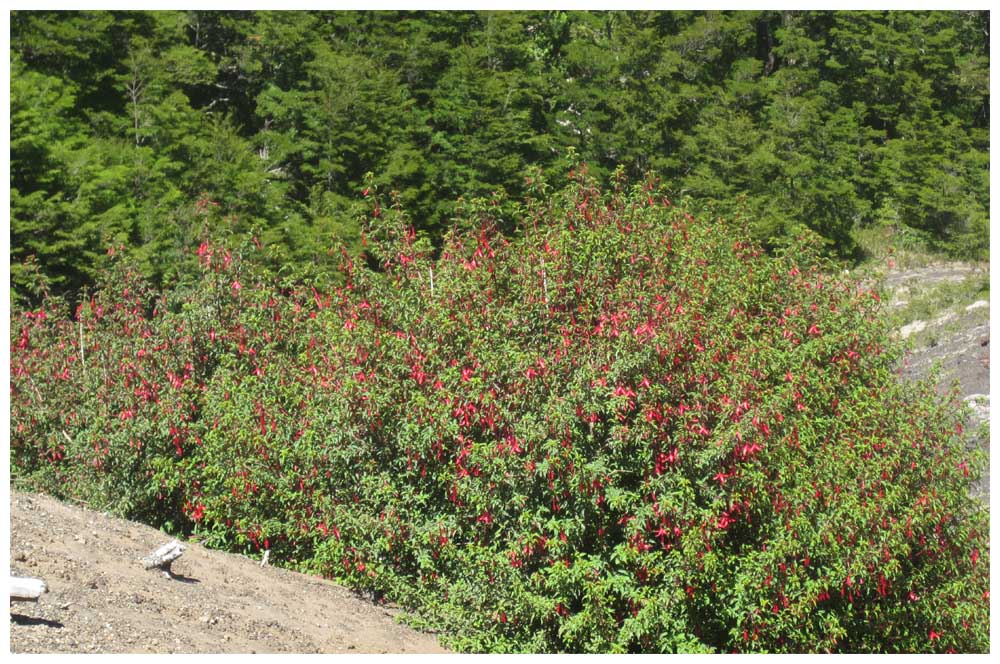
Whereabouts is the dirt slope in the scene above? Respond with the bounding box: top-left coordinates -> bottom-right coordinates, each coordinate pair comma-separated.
8,491 -> 447,654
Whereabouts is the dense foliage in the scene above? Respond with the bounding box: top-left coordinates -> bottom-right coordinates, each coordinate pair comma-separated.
11,175 -> 989,653
10,10 -> 990,300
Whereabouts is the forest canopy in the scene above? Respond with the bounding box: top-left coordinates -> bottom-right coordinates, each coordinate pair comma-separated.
9,10 -> 990,300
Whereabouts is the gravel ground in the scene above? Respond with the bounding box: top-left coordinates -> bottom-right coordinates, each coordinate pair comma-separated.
8,491 -> 447,654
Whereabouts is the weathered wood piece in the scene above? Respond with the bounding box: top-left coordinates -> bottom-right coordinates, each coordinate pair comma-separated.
10,576 -> 48,602
142,540 -> 185,576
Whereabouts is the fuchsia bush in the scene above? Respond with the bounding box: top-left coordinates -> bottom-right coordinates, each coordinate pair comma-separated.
10,171 -> 989,652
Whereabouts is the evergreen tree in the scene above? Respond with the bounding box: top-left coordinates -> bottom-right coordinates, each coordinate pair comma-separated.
9,9 -> 990,300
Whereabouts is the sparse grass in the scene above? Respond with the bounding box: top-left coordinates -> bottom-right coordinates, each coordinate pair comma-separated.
905,309 -> 989,351
891,274 -> 989,328
852,222 -> 940,269
852,220 -> 990,271
853,221 -> 989,350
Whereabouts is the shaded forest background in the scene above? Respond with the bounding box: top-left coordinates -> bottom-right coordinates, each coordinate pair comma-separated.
10,10 -> 990,301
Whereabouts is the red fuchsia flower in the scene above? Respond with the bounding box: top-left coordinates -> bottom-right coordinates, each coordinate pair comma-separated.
654,448 -> 678,474
503,432 -> 523,455
167,371 -> 183,389
877,573 -> 890,597
613,384 -> 636,398
187,502 -> 205,522
634,320 -> 656,340
808,323 -> 821,336
231,279 -> 242,292
929,630 -> 942,641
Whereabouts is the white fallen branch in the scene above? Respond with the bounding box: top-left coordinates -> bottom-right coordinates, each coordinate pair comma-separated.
142,540 -> 185,577
10,576 -> 48,603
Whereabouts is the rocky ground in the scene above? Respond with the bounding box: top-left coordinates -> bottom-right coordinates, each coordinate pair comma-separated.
8,491 -> 447,654
888,263 -> 990,394
884,261 -> 990,498
8,260 -> 988,655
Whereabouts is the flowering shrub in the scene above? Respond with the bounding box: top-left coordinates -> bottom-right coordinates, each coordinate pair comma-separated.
10,170 -> 989,652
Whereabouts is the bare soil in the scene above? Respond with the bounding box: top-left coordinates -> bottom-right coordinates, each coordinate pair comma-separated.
8,491 -> 447,654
